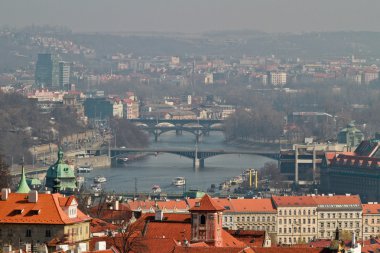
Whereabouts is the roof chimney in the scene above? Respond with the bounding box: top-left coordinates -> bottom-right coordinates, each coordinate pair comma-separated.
95,241 -> 106,251
114,200 -> 119,211
28,190 -> 38,203
155,209 -> 164,221
1,188 -> 10,201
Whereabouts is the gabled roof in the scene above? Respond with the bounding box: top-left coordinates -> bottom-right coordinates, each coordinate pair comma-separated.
0,193 -> 90,224
189,195 -> 224,212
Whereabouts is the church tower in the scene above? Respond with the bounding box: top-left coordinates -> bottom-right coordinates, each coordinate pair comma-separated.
189,194 -> 224,247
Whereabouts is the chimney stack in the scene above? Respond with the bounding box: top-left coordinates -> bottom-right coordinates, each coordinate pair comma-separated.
155,209 -> 164,221
95,241 -> 106,251
114,200 -> 119,211
28,190 -> 38,203
1,188 -> 10,201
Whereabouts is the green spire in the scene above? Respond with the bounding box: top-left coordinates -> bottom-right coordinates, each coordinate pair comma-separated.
57,148 -> 64,164
16,164 -> 31,193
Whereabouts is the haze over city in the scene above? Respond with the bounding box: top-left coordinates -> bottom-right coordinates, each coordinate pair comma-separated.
2,1 -> 380,253
1,0 -> 380,33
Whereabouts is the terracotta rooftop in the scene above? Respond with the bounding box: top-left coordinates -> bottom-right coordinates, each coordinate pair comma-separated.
362,203 -> 380,214
253,247 -> 331,253
271,196 -> 317,207
189,194 -> 225,212
90,218 -> 119,233
229,199 -> 276,213
0,192 -> 90,224
313,195 -> 361,206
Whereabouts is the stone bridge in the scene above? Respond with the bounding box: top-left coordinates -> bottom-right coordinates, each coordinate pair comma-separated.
87,147 -> 279,169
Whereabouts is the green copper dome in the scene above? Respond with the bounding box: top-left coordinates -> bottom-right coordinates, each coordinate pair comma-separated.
16,165 -> 31,193
45,148 -> 77,193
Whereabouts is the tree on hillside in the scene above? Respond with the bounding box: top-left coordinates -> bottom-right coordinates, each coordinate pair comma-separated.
110,119 -> 149,148
0,155 -> 12,189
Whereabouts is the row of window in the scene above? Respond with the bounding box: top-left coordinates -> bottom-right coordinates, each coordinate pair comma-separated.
364,218 -> 380,224
320,221 -> 360,229
278,236 -> 313,244
279,209 -> 315,216
279,227 -> 315,234
224,216 -> 275,223
279,218 -> 315,225
320,212 -> 360,219
237,225 -> 276,232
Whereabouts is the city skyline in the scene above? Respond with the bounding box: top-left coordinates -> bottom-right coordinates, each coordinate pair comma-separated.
1,0 -> 380,33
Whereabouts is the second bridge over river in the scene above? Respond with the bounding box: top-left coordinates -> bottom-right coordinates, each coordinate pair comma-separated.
87,147 -> 279,169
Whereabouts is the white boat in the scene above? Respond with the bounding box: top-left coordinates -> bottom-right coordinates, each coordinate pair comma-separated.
151,185 -> 162,194
77,166 -> 93,173
117,157 -> 129,164
172,177 -> 186,187
94,176 -> 107,184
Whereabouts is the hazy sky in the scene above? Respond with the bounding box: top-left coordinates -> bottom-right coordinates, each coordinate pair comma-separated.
1,0 -> 380,33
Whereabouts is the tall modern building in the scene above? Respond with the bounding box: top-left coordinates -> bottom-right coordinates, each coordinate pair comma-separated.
59,61 -> 71,90
35,53 -> 60,89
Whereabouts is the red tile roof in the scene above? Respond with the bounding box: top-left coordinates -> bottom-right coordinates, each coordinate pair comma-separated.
142,213 -> 192,223
172,246 -> 255,253
189,195 -> 224,212
90,218 -> 119,233
254,247 -> 331,253
0,193 -> 90,224
271,196 -> 317,207
362,203 -> 380,214
126,200 -> 188,212
229,199 -> 276,213
226,230 -> 266,247
313,195 -> 361,206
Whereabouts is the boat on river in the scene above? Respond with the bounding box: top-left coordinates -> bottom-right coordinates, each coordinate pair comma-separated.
117,157 -> 129,164
77,165 -> 93,173
151,185 -> 162,194
94,176 -> 107,183
172,177 -> 186,187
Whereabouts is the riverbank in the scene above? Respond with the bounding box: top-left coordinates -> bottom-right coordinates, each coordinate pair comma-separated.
225,138 -> 281,151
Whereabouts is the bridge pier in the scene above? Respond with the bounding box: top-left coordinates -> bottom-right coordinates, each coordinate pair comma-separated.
193,158 -> 205,169
176,129 -> 183,136
154,130 -> 159,142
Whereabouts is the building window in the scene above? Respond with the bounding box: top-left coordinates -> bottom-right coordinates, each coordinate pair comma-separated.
26,229 -> 32,237
45,230 -> 51,237
279,228 -> 282,233
200,215 -> 206,225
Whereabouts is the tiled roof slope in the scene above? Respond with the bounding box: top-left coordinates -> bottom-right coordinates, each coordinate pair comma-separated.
0,192 -> 90,224
271,196 -> 317,207
189,195 -> 224,212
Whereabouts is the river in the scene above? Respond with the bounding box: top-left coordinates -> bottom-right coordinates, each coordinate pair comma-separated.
84,132 -> 277,194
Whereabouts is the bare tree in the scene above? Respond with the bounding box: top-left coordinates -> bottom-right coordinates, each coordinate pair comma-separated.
0,154 -> 12,189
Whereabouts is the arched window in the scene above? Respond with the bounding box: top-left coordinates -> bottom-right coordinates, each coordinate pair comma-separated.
200,215 -> 206,225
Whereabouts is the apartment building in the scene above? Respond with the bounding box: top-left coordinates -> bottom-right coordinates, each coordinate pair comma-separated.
272,196 -> 318,245
362,203 -> 380,240
269,72 -> 287,86
314,195 -> 362,240
187,198 -> 277,236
